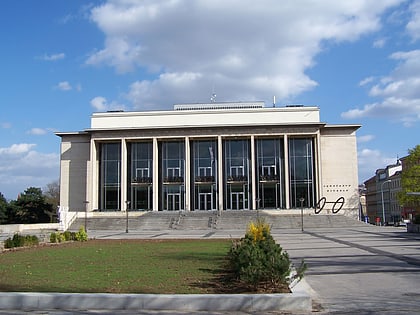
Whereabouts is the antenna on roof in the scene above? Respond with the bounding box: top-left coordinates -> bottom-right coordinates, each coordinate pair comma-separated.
273,95 -> 276,107
210,93 -> 217,103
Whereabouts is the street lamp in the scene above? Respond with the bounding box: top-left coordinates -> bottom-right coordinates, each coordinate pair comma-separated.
299,197 -> 305,232
83,201 -> 89,232
125,200 -> 131,233
381,180 -> 391,226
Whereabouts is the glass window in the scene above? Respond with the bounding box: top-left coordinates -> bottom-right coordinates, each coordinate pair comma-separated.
159,141 -> 185,211
128,142 -> 153,210
256,138 -> 285,209
99,142 -> 121,211
289,138 -> 316,208
192,140 -> 217,210
223,139 -> 250,210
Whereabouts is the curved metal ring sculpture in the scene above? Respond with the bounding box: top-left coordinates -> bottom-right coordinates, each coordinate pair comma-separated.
315,196 -> 345,214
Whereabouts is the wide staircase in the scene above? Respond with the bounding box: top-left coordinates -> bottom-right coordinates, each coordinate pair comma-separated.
68,210 -> 367,232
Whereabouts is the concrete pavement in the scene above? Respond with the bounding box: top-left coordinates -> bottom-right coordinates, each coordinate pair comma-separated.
88,225 -> 420,314
1,224 -> 420,314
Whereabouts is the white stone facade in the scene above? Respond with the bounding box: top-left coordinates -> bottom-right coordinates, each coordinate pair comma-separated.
57,102 -> 360,217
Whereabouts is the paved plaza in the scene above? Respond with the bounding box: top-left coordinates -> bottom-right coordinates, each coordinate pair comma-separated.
1,224 -> 420,314
87,225 -> 420,314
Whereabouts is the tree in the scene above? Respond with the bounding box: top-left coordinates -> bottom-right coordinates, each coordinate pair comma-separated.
0,192 -> 8,224
10,187 -> 52,224
43,180 -> 60,222
398,145 -> 420,211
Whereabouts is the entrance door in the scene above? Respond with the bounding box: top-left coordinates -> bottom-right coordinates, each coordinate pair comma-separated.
167,193 -> 181,211
260,183 -> 277,209
199,192 -> 213,210
230,192 -> 245,210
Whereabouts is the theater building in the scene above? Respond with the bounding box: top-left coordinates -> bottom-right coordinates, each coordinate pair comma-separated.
56,102 -> 360,217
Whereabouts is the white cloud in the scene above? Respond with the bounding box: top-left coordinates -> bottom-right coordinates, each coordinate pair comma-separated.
406,0 -> 420,41
86,0 -> 403,109
42,53 -> 65,61
342,49 -> 420,124
0,144 -> 59,200
57,81 -> 72,91
359,76 -> 375,86
1,122 -> 12,129
27,128 -> 48,135
90,96 -> 126,111
373,37 -> 386,48
357,134 -> 375,143
358,148 -> 396,182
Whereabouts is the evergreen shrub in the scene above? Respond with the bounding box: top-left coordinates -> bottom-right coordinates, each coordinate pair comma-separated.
4,233 -> 39,249
228,218 -> 306,291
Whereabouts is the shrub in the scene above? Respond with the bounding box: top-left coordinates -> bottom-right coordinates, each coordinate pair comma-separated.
50,232 -> 58,243
4,233 -> 39,249
75,226 -> 88,242
228,218 -> 306,291
413,214 -> 420,224
50,229 -> 84,243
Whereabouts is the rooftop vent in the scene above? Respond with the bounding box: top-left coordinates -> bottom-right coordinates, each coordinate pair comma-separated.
174,102 -> 265,111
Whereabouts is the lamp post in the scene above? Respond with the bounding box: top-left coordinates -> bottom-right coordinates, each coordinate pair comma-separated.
125,200 -> 131,233
381,180 -> 391,226
299,197 -> 305,232
83,201 -> 89,232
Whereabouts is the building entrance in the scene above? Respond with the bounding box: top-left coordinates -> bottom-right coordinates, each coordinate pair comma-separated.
230,191 -> 245,210
167,193 -> 181,211
199,192 -> 213,210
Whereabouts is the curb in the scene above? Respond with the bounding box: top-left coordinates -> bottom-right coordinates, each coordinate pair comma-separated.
0,291 -> 311,312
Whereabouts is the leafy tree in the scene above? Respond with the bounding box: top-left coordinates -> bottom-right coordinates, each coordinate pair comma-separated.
0,192 -> 8,224
9,187 -> 52,224
398,145 -> 420,210
43,180 -> 60,222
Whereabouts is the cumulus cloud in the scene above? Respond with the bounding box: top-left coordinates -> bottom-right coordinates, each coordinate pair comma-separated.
1,122 -> 12,129
373,37 -> 387,48
42,53 -> 65,61
56,81 -> 72,91
406,0 -> 420,41
27,128 -> 48,135
357,134 -> 375,143
90,96 -> 126,111
86,0 -> 402,109
0,144 -> 59,199
342,49 -> 420,125
358,148 -> 396,182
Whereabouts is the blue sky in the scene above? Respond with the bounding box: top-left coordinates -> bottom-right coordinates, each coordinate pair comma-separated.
1,0 -> 420,200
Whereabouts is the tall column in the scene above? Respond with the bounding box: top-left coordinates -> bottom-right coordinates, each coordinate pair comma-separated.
153,138 -> 159,211
185,137 -> 191,211
250,135 -> 257,210
284,135 -> 290,209
121,138 -> 128,211
90,139 -> 98,211
217,136 -> 223,211
315,131 -> 322,203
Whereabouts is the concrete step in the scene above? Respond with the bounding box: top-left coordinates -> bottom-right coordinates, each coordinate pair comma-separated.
68,211 -> 366,232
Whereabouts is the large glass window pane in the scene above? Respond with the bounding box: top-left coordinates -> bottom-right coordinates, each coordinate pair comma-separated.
99,142 -> 121,211
223,139 -> 250,210
289,138 -> 315,208
192,140 -> 217,210
256,138 -> 285,209
128,142 -> 153,210
159,141 -> 185,211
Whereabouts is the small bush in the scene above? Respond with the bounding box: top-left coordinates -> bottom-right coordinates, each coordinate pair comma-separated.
413,214 -> 420,224
228,218 -> 306,291
50,229 -> 84,243
4,233 -> 39,249
75,226 -> 88,242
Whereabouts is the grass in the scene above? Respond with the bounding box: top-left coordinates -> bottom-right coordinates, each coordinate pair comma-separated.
0,239 -> 232,294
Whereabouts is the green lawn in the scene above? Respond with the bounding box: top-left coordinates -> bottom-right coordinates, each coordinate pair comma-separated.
0,239 -> 232,294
